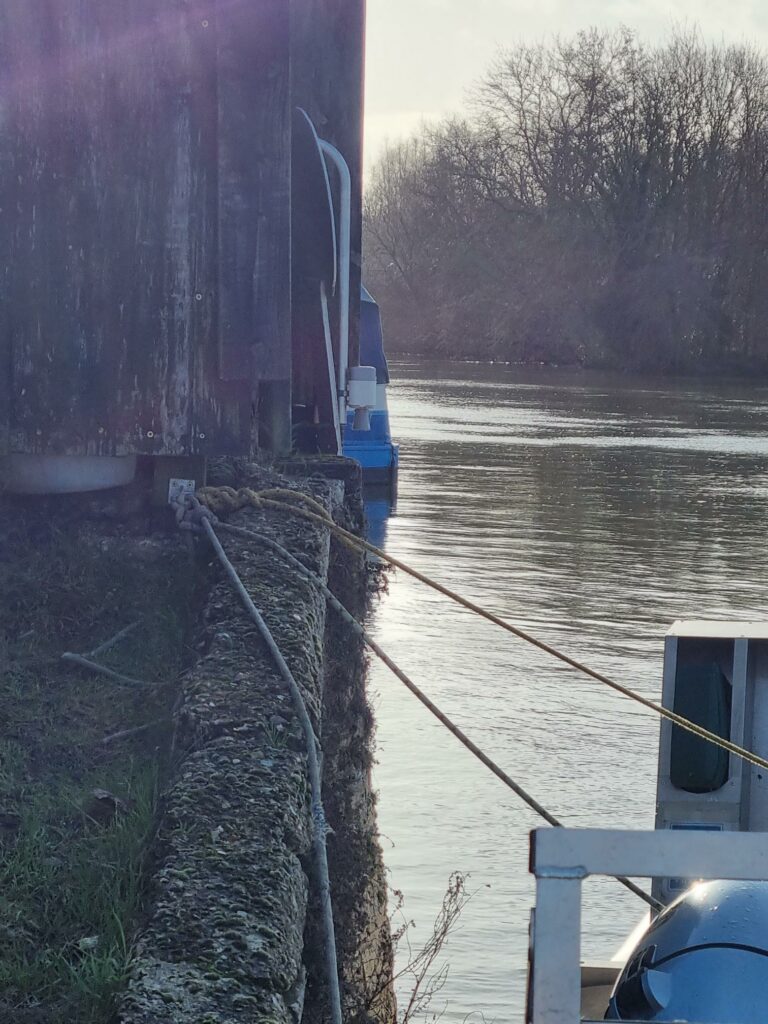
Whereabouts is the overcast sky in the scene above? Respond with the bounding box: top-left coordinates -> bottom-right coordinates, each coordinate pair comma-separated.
364,0 -> 768,168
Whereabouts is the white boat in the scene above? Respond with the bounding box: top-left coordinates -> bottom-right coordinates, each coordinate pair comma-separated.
526,620 -> 768,1023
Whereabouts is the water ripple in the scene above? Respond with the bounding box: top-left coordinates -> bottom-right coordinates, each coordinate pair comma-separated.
370,361 -> 768,1023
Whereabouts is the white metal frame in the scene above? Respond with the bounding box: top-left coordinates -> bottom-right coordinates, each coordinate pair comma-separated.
318,138 -> 351,426
319,280 -> 343,453
528,827 -> 768,1024
654,621 -> 768,903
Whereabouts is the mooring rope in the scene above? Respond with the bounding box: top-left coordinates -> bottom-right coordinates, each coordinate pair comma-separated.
195,485 -> 768,777
211,517 -> 662,912
192,512 -> 343,1024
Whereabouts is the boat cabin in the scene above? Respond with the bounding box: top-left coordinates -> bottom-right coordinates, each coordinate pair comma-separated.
577,619 -> 768,1019
654,620 -> 768,904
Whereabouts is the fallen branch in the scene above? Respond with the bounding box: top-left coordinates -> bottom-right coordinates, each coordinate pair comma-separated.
101,719 -> 170,745
88,620 -> 142,659
60,652 -> 152,688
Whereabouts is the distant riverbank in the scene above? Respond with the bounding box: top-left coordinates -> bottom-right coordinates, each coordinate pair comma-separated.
365,30 -> 768,380
381,344 -> 768,380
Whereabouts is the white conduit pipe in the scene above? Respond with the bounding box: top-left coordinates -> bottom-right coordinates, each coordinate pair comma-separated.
320,280 -> 343,454
319,139 -> 351,426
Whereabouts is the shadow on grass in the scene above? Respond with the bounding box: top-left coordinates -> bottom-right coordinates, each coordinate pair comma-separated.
0,766 -> 156,1023
0,511 -> 196,1022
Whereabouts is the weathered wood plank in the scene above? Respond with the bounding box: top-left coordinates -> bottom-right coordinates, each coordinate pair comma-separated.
0,0 -> 293,457
217,1 -> 291,390
0,0 -> 363,459
1,2 -> 203,454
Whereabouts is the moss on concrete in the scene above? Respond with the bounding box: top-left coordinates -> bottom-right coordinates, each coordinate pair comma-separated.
306,516 -> 396,1024
118,468 -> 337,1023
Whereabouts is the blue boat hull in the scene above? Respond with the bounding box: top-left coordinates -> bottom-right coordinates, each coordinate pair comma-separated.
342,285 -> 398,487
343,409 -> 399,486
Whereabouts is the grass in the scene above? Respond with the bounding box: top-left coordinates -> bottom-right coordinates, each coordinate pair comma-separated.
0,508 -> 194,1022
0,767 -> 157,1022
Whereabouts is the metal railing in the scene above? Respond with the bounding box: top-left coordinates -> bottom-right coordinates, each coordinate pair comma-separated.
528,827 -> 768,1024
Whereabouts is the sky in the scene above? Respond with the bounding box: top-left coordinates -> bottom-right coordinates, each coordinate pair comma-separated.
364,0 -> 768,169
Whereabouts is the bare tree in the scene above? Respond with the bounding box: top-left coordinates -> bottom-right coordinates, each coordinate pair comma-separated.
364,28 -> 768,374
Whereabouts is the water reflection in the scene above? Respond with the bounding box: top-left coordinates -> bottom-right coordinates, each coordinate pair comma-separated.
363,485 -> 396,552
366,361 -> 768,1023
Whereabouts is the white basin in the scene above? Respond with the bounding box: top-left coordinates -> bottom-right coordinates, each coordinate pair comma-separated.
1,454 -> 138,494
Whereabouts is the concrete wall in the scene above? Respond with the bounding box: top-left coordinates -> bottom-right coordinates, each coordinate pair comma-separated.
117,462 -> 394,1023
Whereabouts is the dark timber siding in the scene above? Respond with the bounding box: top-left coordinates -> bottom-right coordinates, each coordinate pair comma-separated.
0,1 -> 362,459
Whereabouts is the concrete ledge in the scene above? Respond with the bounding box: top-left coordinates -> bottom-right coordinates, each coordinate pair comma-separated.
118,477 -> 339,1023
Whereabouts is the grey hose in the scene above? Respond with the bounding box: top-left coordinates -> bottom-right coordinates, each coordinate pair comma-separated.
200,517 -> 343,1024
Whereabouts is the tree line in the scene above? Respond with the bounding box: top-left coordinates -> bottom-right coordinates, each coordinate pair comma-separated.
364,30 -> 768,374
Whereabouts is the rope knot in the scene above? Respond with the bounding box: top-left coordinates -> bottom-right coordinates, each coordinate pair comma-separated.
196,485 -> 266,515
173,494 -> 219,532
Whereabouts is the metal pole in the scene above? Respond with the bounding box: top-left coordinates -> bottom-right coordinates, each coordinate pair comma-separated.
319,139 -> 351,425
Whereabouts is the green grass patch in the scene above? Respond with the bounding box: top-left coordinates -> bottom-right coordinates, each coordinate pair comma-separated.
0,766 -> 157,1022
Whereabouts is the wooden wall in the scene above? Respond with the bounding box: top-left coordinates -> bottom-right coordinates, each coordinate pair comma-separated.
0,1 -> 296,456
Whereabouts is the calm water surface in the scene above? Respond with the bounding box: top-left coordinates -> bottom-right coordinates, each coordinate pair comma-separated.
366,360 -> 768,1023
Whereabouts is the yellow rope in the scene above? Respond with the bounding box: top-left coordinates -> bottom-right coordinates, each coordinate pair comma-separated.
213,516 -> 662,911
196,485 -> 768,776
197,485 -> 332,521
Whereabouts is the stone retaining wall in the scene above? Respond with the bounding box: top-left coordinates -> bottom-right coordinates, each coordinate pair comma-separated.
118,465 -> 394,1024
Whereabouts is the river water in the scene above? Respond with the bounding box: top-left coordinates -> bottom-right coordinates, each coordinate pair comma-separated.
366,359 -> 768,1024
